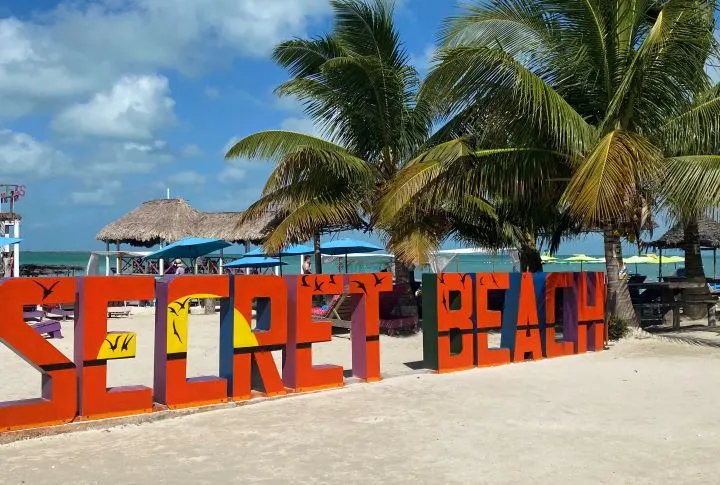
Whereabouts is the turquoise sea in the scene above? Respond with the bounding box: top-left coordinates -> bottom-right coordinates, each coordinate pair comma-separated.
18,250 -> 710,281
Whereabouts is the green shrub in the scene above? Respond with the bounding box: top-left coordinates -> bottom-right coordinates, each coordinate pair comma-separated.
608,316 -> 630,341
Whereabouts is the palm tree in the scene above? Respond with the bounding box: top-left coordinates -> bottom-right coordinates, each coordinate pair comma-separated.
662,83 -> 720,317
382,0 -> 719,323
225,0 -> 432,310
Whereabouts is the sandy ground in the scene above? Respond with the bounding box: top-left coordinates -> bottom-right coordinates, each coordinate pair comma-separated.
2,309 -> 720,483
0,307 -> 436,401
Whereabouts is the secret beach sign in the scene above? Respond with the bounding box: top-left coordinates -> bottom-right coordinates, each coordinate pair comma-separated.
0,271 -> 604,433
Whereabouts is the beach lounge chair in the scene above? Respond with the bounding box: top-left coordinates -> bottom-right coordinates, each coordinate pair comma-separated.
43,303 -> 75,320
29,319 -> 63,339
312,294 -> 355,329
107,301 -> 131,318
23,305 -> 45,321
378,284 -> 420,336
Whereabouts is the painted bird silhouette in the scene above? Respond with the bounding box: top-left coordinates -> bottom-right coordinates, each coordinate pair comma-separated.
491,274 -> 500,288
169,307 -> 179,317
33,280 -> 60,301
438,274 -> 446,285
313,279 -> 325,292
121,334 -> 134,352
478,276 -> 486,286
372,273 -> 386,287
176,298 -> 192,310
301,275 -> 311,288
104,334 -> 122,352
172,320 -> 183,344
328,274 -> 336,285
352,280 -> 368,295
442,293 -> 448,312
460,274 -> 469,288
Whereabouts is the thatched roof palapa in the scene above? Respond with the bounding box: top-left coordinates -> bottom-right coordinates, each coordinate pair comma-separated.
645,217 -> 720,250
196,211 -> 276,242
96,198 -> 274,247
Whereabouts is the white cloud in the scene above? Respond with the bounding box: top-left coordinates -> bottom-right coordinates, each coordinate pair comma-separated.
52,75 -> 175,140
197,187 -> 263,212
71,180 -> 122,206
0,129 -> 69,177
274,95 -> 305,114
219,165 -> 248,183
85,140 -> 175,177
204,86 -> 220,99
180,144 -> 203,158
280,117 -> 321,137
168,171 -> 206,185
0,0 -> 332,117
410,44 -> 437,73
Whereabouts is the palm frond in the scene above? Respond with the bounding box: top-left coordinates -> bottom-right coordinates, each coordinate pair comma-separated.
561,129 -> 662,225
225,131 -> 349,162
664,155 -> 720,216
423,45 -> 593,156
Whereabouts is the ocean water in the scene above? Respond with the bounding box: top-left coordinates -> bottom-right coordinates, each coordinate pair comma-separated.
18,250 -> 713,281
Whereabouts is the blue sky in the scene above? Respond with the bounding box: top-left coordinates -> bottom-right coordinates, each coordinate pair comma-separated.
0,0 -> 624,254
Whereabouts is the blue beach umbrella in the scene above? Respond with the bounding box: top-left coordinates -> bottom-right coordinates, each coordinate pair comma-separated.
224,257 -> 287,269
243,244 -> 314,257
0,237 -> 22,246
321,238 -> 383,273
143,237 -> 232,260
241,244 -> 314,274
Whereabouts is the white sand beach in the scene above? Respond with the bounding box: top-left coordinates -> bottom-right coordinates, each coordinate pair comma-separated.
2,310 -> 720,484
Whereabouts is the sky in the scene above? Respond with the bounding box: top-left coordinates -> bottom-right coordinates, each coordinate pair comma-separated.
0,0 -> 613,253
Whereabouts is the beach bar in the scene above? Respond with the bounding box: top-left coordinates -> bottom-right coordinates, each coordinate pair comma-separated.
95,198 -> 276,275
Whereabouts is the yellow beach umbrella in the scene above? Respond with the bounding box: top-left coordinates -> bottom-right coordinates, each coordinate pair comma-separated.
541,253 -> 558,263
564,254 -> 598,271
624,254 -> 654,273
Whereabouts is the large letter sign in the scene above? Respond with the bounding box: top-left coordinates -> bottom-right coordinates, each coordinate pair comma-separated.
0,271 -> 605,433
422,272 -> 605,370
0,278 -> 76,431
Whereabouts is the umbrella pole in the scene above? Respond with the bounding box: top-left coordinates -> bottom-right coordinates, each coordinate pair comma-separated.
279,254 -> 283,276
659,248 -> 663,282
345,253 -> 349,274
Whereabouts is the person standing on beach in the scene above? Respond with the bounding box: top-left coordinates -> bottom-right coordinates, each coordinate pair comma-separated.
303,256 -> 312,274
174,259 -> 186,275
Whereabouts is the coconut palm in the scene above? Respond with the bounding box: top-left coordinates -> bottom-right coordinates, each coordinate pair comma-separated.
380,0 -> 720,323
661,83 -> 720,317
225,0 -> 434,311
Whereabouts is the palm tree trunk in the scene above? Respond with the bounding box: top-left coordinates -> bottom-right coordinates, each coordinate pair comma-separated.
604,226 -> 637,325
682,217 -> 709,319
519,242 -> 543,273
393,260 -> 419,318
313,232 -> 323,274
203,298 -> 215,315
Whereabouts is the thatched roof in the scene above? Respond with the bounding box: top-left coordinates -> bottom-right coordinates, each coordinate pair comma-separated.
96,198 -> 274,247
195,211 -> 276,242
645,217 -> 720,249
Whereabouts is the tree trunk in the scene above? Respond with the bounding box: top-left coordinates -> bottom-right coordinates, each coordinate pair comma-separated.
313,232 -> 323,274
682,218 -> 709,319
519,243 -> 543,273
604,226 -> 638,325
393,260 -> 419,318
203,298 -> 215,315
